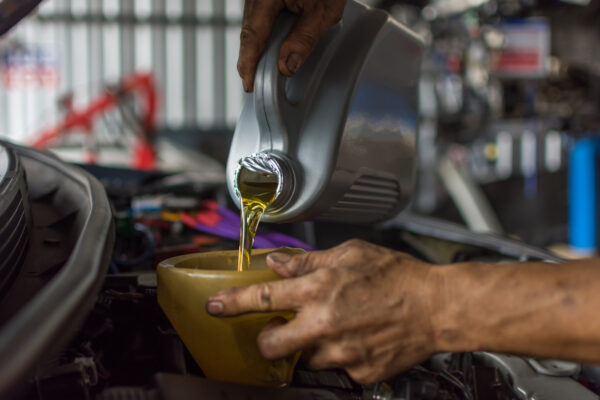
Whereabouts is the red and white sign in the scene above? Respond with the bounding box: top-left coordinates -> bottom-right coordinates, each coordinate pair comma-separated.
1,45 -> 60,89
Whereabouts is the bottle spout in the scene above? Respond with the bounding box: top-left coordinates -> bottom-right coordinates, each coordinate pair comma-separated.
234,151 -> 296,215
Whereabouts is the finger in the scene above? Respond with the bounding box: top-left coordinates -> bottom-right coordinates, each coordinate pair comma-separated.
265,252 -> 296,277
257,313 -> 324,360
278,2 -> 345,76
264,316 -> 287,330
346,356 -> 418,384
304,342 -> 363,370
267,251 -> 330,277
206,277 -> 306,316
346,364 -> 381,385
238,0 -> 284,92
268,242 -> 360,277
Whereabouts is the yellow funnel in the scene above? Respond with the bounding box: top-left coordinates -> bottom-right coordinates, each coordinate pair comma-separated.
157,248 -> 302,386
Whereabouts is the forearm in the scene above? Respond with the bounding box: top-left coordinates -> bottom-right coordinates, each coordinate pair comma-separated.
430,258 -> 600,363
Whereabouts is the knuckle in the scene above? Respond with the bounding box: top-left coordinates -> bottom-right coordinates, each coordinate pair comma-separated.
347,368 -> 377,385
293,31 -> 319,52
239,25 -> 258,43
298,280 -> 321,300
287,253 -> 305,272
306,356 -> 323,370
255,283 -> 273,310
331,10 -> 343,24
347,368 -> 365,383
297,252 -> 315,272
284,0 -> 303,14
292,251 -> 320,275
328,347 -> 353,366
341,239 -> 376,259
327,3 -> 345,23
313,267 -> 335,286
316,308 -> 338,336
257,336 -> 278,360
343,246 -> 362,261
343,238 -> 364,248
327,354 -> 345,366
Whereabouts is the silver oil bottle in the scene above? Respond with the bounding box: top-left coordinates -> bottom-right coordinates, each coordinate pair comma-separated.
227,0 -> 423,224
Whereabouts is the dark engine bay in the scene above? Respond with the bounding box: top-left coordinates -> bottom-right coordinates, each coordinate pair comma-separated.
1,141 -> 599,400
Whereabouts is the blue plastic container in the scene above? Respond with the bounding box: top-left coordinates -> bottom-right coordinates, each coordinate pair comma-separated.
569,138 -> 600,254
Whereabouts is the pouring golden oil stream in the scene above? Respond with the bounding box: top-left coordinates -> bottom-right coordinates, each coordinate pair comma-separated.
236,160 -> 279,272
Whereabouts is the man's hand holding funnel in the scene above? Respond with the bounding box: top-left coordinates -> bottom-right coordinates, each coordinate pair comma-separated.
206,240 -> 439,384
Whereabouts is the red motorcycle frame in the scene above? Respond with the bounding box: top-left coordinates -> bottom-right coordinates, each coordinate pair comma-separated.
31,72 -> 158,170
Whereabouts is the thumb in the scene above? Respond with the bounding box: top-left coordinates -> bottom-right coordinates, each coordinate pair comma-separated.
267,251 -> 325,277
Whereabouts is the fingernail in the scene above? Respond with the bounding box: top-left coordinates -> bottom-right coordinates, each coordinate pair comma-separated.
206,301 -> 224,316
242,80 -> 250,92
267,252 -> 292,264
286,53 -> 302,74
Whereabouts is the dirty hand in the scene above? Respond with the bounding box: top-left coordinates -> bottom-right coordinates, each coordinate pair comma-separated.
206,239 -> 442,384
238,0 -> 347,92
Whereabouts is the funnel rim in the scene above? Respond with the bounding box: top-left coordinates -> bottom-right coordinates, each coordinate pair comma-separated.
156,248 -> 304,274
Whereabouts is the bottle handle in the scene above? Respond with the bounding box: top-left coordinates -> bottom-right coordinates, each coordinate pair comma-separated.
253,11 -> 297,153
